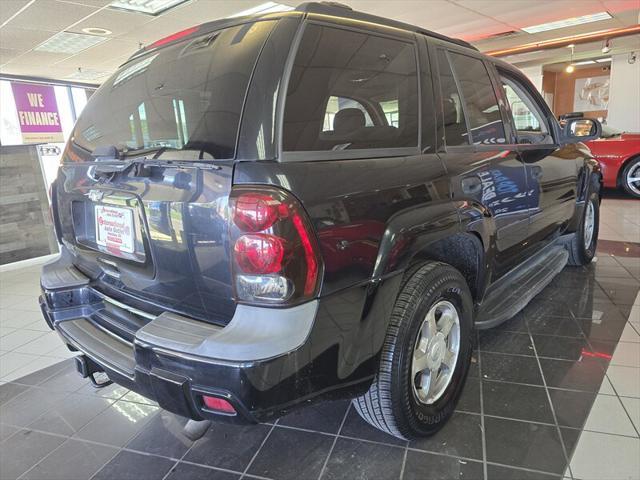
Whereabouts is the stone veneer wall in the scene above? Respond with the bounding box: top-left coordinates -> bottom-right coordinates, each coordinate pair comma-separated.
1,144 -> 58,265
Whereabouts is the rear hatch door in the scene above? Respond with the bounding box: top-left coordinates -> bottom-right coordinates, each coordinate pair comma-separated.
55,20 -> 277,325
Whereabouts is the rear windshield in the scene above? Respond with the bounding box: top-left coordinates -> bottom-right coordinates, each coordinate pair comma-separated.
72,20 -> 275,160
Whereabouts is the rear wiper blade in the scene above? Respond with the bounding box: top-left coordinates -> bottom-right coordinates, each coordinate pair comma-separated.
91,155 -> 148,175
91,157 -> 221,176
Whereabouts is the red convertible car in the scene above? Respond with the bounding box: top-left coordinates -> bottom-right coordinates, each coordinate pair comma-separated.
585,125 -> 640,198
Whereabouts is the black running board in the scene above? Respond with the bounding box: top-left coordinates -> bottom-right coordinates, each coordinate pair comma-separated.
475,245 -> 569,329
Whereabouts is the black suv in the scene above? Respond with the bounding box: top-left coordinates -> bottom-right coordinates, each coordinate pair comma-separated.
40,2 -> 602,439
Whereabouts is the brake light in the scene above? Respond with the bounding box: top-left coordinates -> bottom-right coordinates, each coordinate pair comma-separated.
234,234 -> 286,274
233,193 -> 288,232
147,26 -> 200,50
229,187 -> 322,304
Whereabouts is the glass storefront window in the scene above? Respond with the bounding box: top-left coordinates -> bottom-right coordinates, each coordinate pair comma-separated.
0,82 -> 22,146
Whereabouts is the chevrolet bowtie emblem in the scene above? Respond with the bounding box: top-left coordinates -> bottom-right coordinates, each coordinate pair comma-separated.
87,189 -> 104,202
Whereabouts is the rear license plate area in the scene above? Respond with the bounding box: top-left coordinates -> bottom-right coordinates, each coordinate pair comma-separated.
95,205 -> 135,254
71,200 -> 146,263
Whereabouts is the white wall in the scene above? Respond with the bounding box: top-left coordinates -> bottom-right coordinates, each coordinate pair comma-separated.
607,53 -> 640,131
519,65 -> 543,93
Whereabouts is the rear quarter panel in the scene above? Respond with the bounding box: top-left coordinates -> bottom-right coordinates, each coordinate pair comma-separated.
233,154 -> 460,296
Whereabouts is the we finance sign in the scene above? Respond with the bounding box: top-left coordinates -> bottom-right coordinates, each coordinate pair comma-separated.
11,82 -> 64,143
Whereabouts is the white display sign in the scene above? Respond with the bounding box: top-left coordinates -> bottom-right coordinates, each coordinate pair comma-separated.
95,205 -> 135,254
574,75 -> 610,111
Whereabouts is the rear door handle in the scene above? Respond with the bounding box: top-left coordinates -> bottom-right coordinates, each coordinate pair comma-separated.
461,175 -> 483,195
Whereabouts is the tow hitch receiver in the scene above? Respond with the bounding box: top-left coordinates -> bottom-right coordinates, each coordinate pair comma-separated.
75,355 -> 113,388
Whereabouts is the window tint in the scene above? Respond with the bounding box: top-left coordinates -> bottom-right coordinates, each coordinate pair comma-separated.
501,77 -> 547,134
448,52 -> 506,145
72,21 -> 275,160
283,24 -> 419,152
436,50 -> 468,146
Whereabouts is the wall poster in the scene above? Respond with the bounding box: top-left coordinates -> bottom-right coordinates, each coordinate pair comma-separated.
10,81 -> 64,143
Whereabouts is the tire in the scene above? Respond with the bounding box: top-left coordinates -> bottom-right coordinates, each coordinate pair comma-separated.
566,175 -> 600,266
620,157 -> 640,198
353,261 -> 473,439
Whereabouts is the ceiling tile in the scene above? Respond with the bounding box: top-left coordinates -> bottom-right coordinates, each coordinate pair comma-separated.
8,0 -> 99,32
0,62 -> 77,79
3,49 -> 74,67
0,0 -> 32,26
57,0 -> 113,6
53,37 -> 140,69
0,48 -> 25,65
0,26 -> 56,50
116,14 -> 204,45
68,8 -> 154,36
163,0 -> 272,21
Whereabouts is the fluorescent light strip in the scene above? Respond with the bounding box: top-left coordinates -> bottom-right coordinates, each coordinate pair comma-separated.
595,57 -> 612,63
522,12 -> 612,34
35,31 -> 107,54
109,0 -> 188,16
573,60 -> 596,65
229,2 -> 294,18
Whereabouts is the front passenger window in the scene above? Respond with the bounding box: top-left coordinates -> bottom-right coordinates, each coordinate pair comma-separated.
499,74 -> 551,145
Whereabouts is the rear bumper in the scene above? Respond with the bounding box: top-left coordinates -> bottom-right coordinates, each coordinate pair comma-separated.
39,248 -> 374,423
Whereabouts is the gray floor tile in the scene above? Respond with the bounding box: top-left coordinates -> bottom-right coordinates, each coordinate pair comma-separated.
0,387 -> 68,427
321,437 -> 405,480
20,439 -> 118,480
92,450 -> 175,480
27,392 -> 115,436
73,400 -> 158,447
0,429 -> 66,480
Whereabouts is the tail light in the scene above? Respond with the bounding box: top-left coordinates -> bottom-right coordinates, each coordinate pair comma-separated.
229,186 -> 322,305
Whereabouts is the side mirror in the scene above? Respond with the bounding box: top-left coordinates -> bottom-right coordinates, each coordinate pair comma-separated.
563,118 -> 602,143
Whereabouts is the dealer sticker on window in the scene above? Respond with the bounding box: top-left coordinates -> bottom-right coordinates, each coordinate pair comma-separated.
95,205 -> 135,254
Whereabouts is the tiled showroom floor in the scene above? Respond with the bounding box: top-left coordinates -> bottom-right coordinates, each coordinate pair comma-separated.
1,195 -> 639,480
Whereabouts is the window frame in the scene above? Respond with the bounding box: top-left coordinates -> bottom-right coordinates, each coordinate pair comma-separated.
429,39 -> 515,153
489,63 -> 560,149
278,20 -> 423,162
500,78 -> 547,134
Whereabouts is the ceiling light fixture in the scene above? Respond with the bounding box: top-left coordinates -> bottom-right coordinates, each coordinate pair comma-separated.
573,60 -> 596,65
108,0 -> 188,16
595,57 -> 612,63
565,44 -> 575,73
522,11 -> 612,34
602,39 -> 611,53
82,27 -> 112,35
35,31 -> 107,54
229,2 -> 294,18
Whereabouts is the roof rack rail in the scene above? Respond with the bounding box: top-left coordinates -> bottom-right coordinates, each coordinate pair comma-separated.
318,1 -> 353,9
296,2 -> 478,51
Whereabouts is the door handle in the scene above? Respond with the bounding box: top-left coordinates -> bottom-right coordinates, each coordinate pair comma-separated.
461,175 -> 483,195
531,166 -> 543,180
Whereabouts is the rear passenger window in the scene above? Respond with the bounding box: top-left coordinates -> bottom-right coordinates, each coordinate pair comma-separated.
283,24 -> 419,152
447,52 -> 506,146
